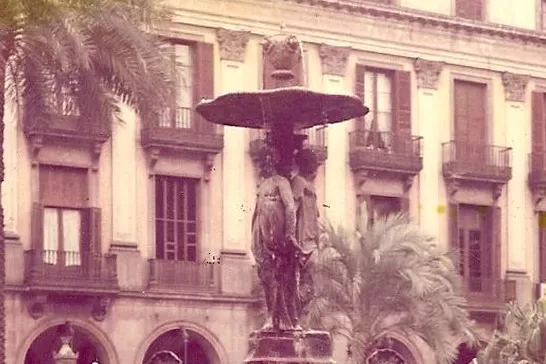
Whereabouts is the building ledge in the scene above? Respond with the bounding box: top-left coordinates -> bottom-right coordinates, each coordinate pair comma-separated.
285,0 -> 546,45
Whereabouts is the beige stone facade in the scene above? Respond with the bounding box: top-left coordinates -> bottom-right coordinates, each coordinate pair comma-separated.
5,0 -> 546,363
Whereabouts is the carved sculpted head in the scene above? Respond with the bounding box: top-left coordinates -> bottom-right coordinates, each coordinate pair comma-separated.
261,34 -> 302,73
295,148 -> 319,179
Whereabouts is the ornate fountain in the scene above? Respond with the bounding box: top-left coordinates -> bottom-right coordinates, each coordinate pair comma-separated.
196,33 -> 368,364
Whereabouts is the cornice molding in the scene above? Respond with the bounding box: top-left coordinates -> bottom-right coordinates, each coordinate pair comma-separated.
414,58 -> 444,89
319,44 -> 351,76
501,72 -> 530,102
216,28 -> 251,62
283,0 -> 546,47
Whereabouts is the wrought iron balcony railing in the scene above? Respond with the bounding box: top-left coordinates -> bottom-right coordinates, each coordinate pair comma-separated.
24,250 -> 118,293
141,106 -> 223,154
461,277 -> 516,309
348,129 -> 423,174
148,259 -> 220,292
442,141 -> 512,183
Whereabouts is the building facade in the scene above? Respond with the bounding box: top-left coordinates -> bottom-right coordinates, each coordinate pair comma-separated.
5,0 -> 546,363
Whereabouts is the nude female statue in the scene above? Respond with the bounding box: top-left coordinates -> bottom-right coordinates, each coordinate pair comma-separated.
251,141 -> 308,331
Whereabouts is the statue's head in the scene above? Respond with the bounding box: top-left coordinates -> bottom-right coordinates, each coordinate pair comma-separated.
258,143 -> 282,178
295,148 -> 319,180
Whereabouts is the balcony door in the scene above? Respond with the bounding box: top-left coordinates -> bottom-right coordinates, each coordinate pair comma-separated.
454,80 -> 487,164
358,195 -> 408,230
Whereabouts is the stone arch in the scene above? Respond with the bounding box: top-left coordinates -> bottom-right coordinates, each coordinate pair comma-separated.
16,317 -> 119,364
135,321 -> 229,364
367,331 -> 430,364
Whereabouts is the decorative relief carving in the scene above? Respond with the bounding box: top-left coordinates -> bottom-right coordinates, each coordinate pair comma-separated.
216,28 -> 251,62
91,297 -> 111,321
501,72 -> 529,102
319,44 -> 351,76
414,58 -> 444,90
27,294 -> 48,319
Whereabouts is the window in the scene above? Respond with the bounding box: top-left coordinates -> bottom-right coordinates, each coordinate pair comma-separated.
155,176 -> 199,262
364,69 -> 394,149
355,65 -> 412,154
39,165 -> 89,266
161,43 -> 194,129
44,71 -> 80,116
455,0 -> 483,21
450,204 -> 500,293
453,80 -> 487,161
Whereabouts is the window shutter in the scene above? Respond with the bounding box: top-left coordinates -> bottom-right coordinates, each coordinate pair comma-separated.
539,213 -> 546,282
448,204 -> 460,266
532,92 -> 545,171
393,70 -> 412,154
490,206 -> 502,279
80,208 -> 101,254
355,64 -> 366,130
193,42 -> 215,133
32,203 -> 44,250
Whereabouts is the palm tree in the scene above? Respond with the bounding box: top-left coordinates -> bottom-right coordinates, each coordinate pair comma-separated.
477,299 -> 546,364
304,213 -> 482,364
0,0 -> 175,360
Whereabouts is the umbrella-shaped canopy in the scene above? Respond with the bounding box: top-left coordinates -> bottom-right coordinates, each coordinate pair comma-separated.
195,86 -> 369,130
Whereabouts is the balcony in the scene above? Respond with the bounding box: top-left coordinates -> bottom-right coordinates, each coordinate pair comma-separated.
442,141 -> 512,184
24,250 -> 119,294
249,127 -> 328,164
528,152 -> 546,193
148,259 -> 220,293
141,107 -> 223,155
461,277 -> 516,312
348,130 -> 423,176
23,110 -> 111,149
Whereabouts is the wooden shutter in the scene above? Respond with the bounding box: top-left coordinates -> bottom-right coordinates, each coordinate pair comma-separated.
532,92 -> 546,172
31,203 -> 44,250
80,208 -> 101,254
40,166 -> 88,207
355,64 -> 366,130
448,204 -> 460,263
539,213 -> 546,282
193,42 -> 214,133
488,206 -> 502,279
393,71 -> 412,154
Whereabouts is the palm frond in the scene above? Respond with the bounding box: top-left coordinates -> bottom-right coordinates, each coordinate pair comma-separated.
308,215 -> 480,364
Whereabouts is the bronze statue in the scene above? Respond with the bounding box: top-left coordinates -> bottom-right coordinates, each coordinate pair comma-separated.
251,141 -> 309,331
291,147 -> 320,316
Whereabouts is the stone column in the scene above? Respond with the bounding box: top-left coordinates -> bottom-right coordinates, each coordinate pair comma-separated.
413,59 -> 443,241
111,104 -> 137,247
502,72 -> 532,303
217,28 -> 254,295
320,44 -> 351,229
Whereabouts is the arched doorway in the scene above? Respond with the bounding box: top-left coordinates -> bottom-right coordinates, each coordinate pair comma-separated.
364,335 -> 420,364
24,322 -> 109,364
143,329 -> 217,364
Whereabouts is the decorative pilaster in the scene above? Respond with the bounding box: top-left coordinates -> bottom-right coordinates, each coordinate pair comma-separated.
501,72 -> 529,102
414,58 -> 444,90
220,36 -> 248,254
319,44 -> 350,76
216,28 -> 251,62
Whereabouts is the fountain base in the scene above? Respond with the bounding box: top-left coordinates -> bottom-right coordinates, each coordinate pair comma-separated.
245,329 -> 335,364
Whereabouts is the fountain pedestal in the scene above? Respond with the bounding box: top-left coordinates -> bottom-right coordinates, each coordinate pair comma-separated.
245,330 -> 335,364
